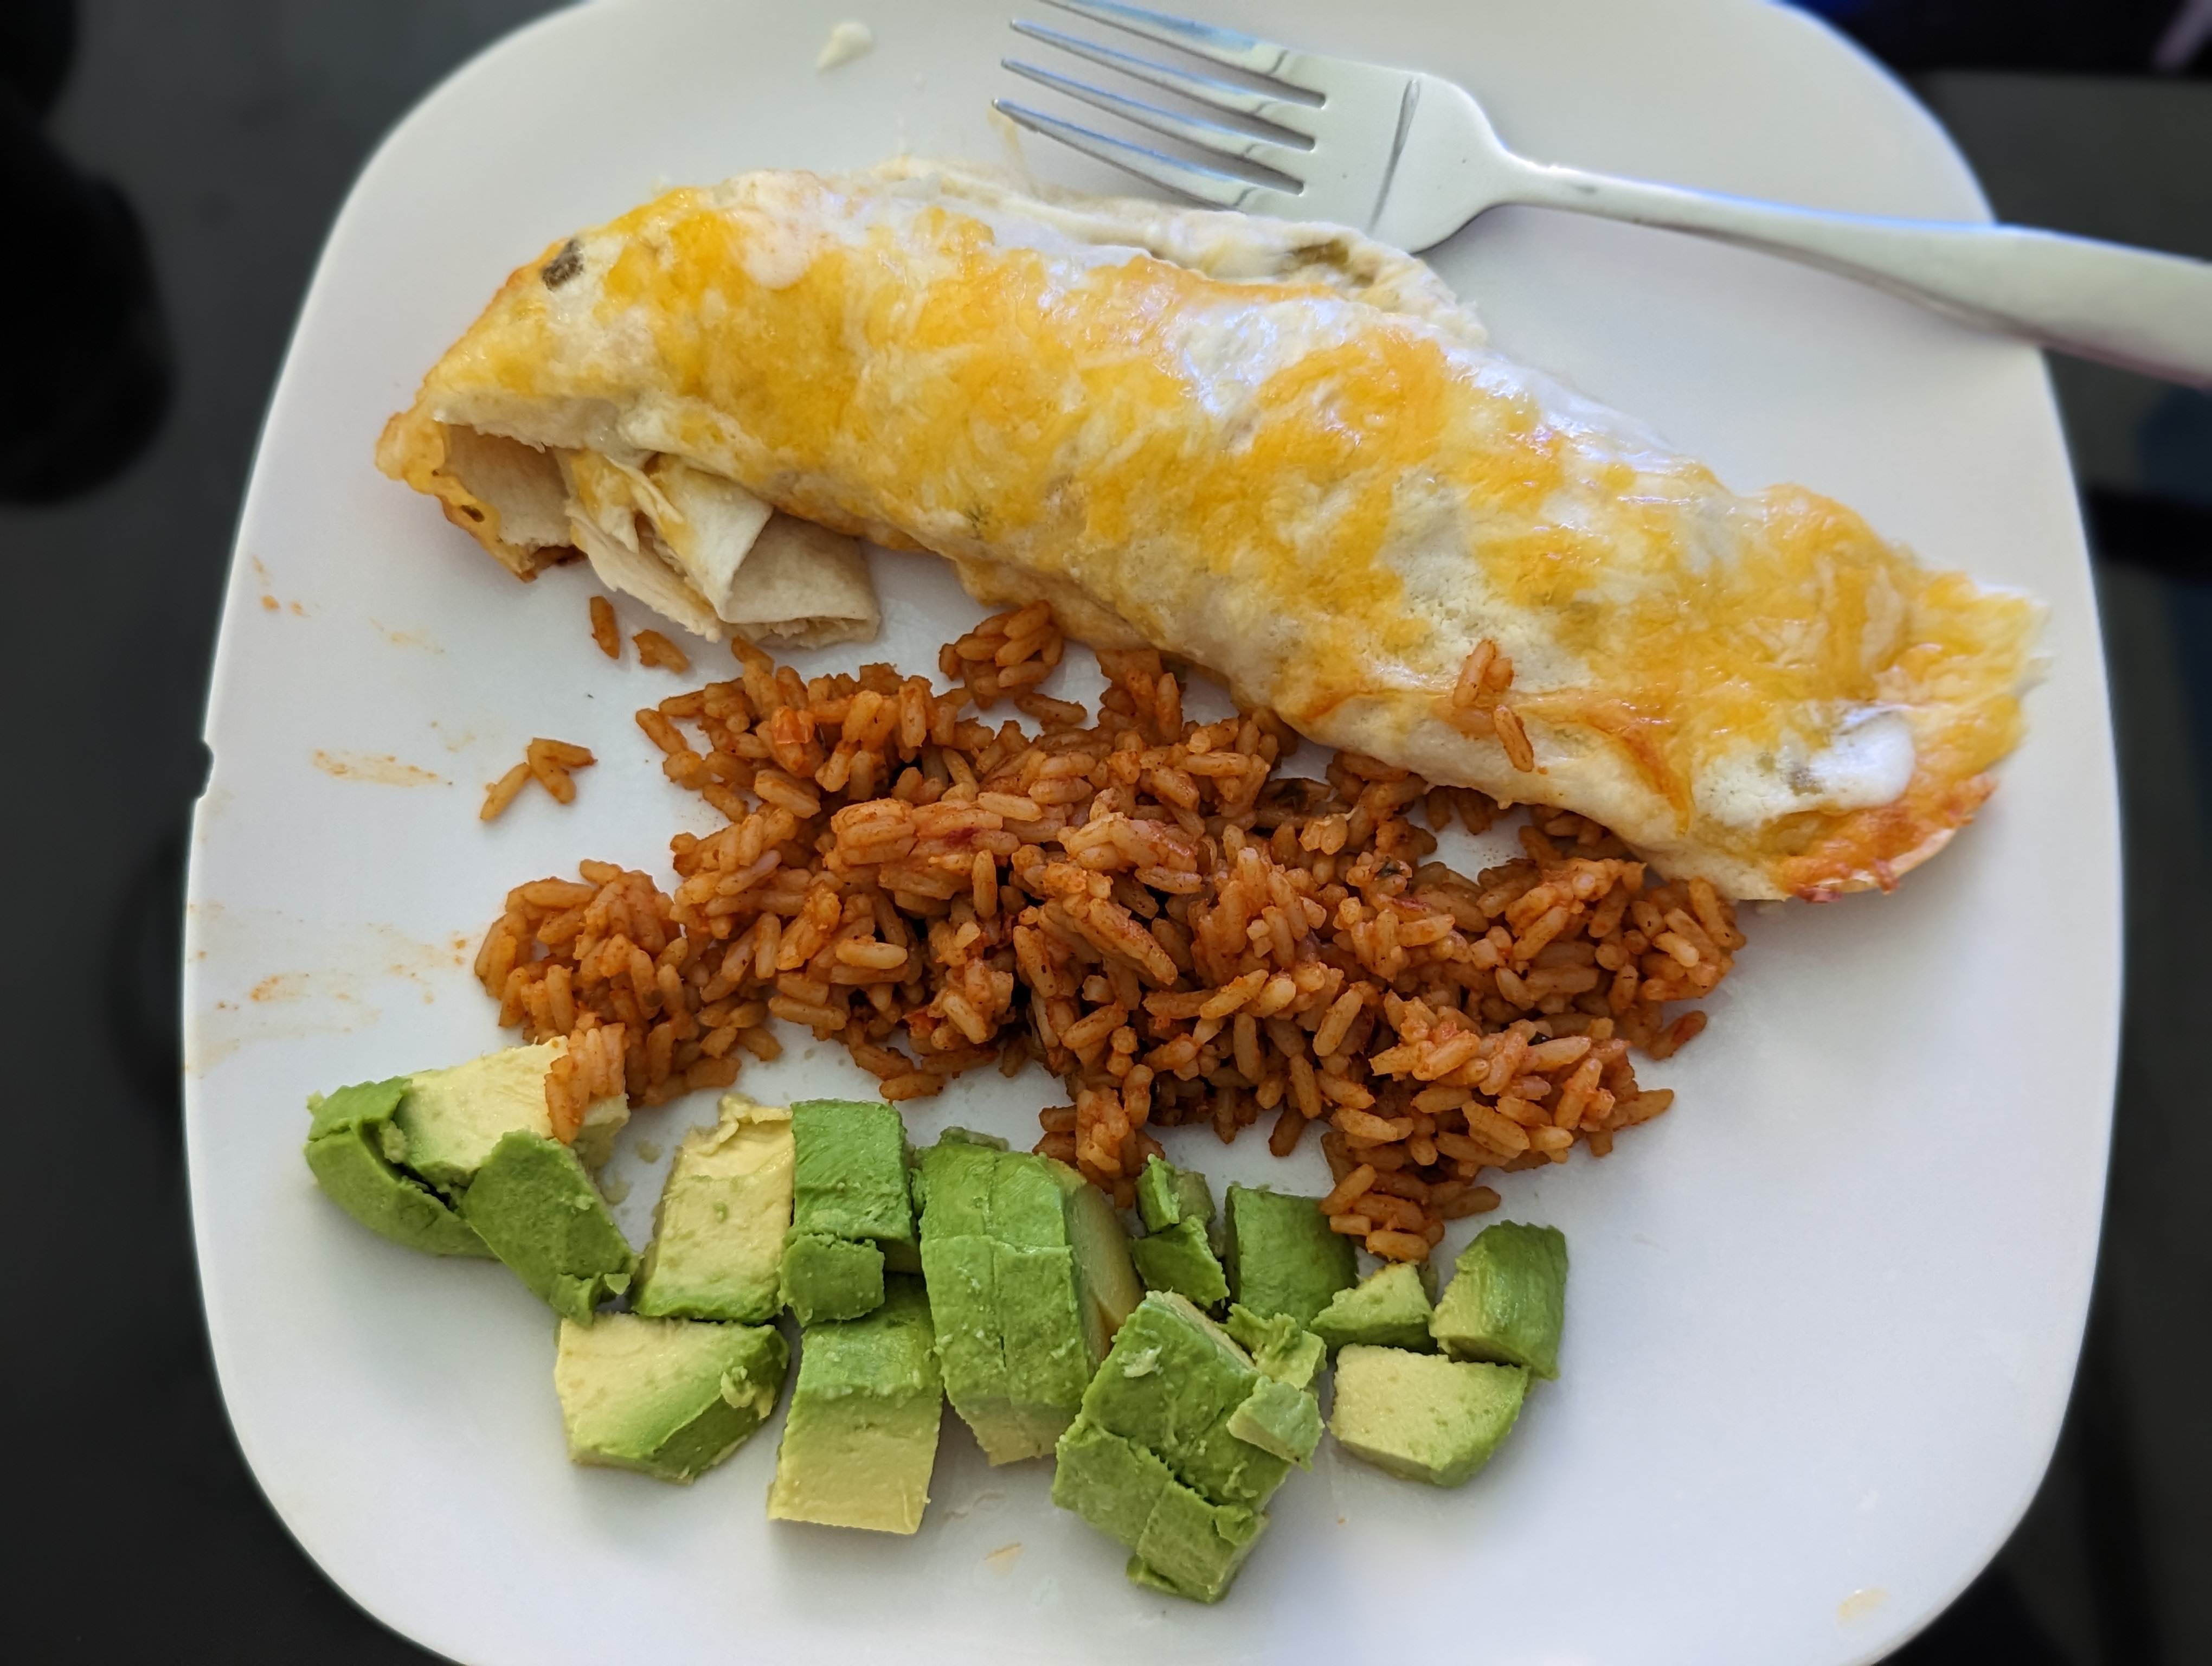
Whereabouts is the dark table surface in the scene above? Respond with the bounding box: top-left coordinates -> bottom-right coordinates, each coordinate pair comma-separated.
7,3 -> 2207,1661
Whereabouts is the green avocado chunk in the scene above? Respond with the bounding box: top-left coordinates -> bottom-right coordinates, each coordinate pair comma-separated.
1135,1155 -> 1215,1235
1053,1416 -> 1173,1545
781,1231 -> 885,1325
553,1312 -> 788,1483
1051,1420 -> 1265,1605
1226,1376 -> 1324,1466
1428,1221 -> 1569,1379
1129,1219 -> 1230,1308
1328,1345 -> 1529,1487
1054,1293 -> 1317,1601
993,1148 -> 1078,1248
303,1078 -> 491,1258
1076,1293 -> 1292,1510
767,1277 -> 943,1533
1133,1478 -> 1264,1604
458,1131 -> 634,1322
1050,1158 -> 1144,1356
915,1137 -> 1137,1464
391,1043 -> 562,1190
1223,1184 -> 1357,1328
917,1233 -> 1033,1462
993,1241 -> 1094,1427
633,1094 -> 793,1324
1312,1261 -> 1437,1355
788,1098 -> 918,1269
910,1131 -> 1001,1239
1223,1305 -> 1325,1392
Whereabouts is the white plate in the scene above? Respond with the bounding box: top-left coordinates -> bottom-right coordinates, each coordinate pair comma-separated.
186,1 -> 2119,1662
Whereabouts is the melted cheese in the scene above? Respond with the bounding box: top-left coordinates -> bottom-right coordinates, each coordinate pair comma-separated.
380,159 -> 2043,899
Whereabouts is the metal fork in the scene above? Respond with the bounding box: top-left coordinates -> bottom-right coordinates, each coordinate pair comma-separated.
997,0 -> 2212,386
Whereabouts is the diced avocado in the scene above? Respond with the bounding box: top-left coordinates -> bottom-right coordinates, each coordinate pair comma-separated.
1312,1261 -> 1437,1355
458,1131 -> 634,1322
303,1078 -> 490,1258
552,1312 -> 787,1483
1129,1219 -> 1230,1308
633,1094 -> 793,1324
391,1042 -> 561,1190
1046,1157 -> 1143,1355
912,1133 -> 1066,1250
1428,1221 -> 1569,1379
1053,1416 -> 1174,1545
788,1098 -> 918,1270
911,1133 -> 1001,1240
1051,1419 -> 1266,1605
920,1234 -> 1090,1463
994,1149 -> 1078,1248
918,1232 -> 1021,1462
781,1231 -> 885,1325
1135,1155 -> 1215,1234
1226,1376 -> 1323,1466
1223,1305 -> 1325,1392
766,1277 -> 943,1534
1133,1477 -> 1264,1604
1223,1184 -> 1357,1328
307,1077 -> 409,1147
994,1242 -> 1094,1425
1328,1345 -> 1529,1487
916,1138 -> 1127,1464
1078,1293 -> 1291,1510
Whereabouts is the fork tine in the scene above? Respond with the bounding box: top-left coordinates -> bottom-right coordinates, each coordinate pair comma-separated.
1002,61 -> 1309,175
992,100 -> 1277,211
1009,21 -> 1320,137
1037,0 -> 1328,96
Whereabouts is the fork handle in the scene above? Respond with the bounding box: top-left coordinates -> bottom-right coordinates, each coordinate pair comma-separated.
1504,163 -> 2212,386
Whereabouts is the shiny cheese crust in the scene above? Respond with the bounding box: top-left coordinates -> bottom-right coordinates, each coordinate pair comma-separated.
378,158 -> 2042,900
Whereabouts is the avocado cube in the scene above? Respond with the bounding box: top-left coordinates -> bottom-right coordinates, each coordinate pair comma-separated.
391,1042 -> 562,1190
553,1312 -> 788,1483
1313,1261 -> 1437,1355
1429,1221 -> 1568,1379
788,1098 -> 917,1270
1052,1417 -> 1175,1545
767,1277 -> 943,1534
914,1135 -> 1064,1249
921,1234 -> 1088,1463
918,1233 -> 1027,1462
1226,1376 -> 1323,1466
912,1133 -> 1001,1239
995,1242 -> 1095,1435
781,1231 -> 885,1325
1130,1219 -> 1230,1308
1132,1479 -> 1265,1604
1051,1419 -> 1265,1605
632,1095 -> 792,1323
458,1131 -> 634,1322
917,1139 -> 1135,1464
1223,1305 -> 1325,1392
303,1078 -> 490,1258
1135,1156 -> 1215,1234
1329,1345 -> 1529,1486
1047,1158 -> 1144,1357
993,1150 -> 1079,1248
1223,1185 -> 1357,1328
1079,1293 -> 1292,1510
